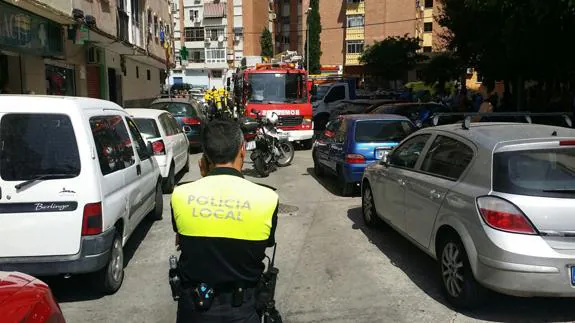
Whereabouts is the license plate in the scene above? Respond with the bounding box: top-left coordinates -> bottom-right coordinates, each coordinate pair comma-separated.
246,141 -> 256,151
571,267 -> 575,286
375,148 -> 386,160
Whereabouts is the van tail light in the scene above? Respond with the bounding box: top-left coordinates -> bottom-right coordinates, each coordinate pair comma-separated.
345,154 -> 365,164
82,202 -> 102,236
476,196 -> 537,235
560,140 -> 575,146
152,140 -> 166,155
182,117 -> 201,125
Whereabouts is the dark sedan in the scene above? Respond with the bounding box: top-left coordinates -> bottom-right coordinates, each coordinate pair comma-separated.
149,98 -> 206,151
368,102 -> 456,127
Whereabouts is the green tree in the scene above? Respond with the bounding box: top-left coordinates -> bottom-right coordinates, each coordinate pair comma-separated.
306,0 -> 322,74
420,52 -> 463,95
360,35 -> 424,87
260,27 -> 273,58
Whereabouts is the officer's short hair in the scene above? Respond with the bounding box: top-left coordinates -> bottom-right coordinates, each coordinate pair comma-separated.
200,119 -> 243,164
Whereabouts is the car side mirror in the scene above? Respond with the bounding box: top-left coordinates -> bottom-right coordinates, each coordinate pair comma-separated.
379,154 -> 389,166
183,125 -> 192,133
146,141 -> 154,156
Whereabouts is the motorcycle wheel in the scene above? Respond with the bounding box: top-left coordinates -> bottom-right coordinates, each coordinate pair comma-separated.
253,156 -> 270,178
276,142 -> 295,167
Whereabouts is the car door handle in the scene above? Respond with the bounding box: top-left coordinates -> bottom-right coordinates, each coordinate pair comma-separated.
136,164 -> 141,176
430,189 -> 442,199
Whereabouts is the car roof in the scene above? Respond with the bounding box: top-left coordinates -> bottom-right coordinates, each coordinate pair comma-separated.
0,95 -> 124,112
429,122 -> 575,149
125,108 -> 169,118
341,114 -> 412,121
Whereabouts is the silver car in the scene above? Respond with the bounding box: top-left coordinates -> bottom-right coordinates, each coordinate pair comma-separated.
361,121 -> 575,309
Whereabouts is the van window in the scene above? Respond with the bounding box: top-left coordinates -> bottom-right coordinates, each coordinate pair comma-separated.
0,114 -> 81,181
354,120 -> 415,143
133,118 -> 161,140
159,114 -> 177,136
90,116 -> 135,176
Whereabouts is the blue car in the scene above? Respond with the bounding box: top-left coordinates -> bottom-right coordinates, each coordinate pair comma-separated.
312,114 -> 416,196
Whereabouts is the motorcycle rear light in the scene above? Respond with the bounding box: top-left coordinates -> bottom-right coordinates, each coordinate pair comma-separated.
82,202 -> 102,236
477,196 -> 537,235
182,117 -> 201,125
560,140 -> 575,146
152,140 -> 166,155
345,154 -> 365,164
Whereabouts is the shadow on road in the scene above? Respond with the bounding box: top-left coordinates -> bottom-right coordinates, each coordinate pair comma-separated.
306,167 -> 359,197
347,207 -> 575,322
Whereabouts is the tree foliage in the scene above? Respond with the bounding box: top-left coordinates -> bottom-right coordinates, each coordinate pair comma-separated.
420,53 -> 463,94
307,0 -> 322,74
359,35 -> 424,83
438,0 -> 575,86
260,28 -> 273,58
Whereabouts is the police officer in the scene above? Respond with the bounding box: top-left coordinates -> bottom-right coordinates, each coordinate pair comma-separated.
171,119 -> 279,323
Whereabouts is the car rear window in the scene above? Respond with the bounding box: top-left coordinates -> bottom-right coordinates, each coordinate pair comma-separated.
150,102 -> 197,117
493,148 -> 575,198
0,113 -> 81,181
354,120 -> 415,143
133,118 -> 161,139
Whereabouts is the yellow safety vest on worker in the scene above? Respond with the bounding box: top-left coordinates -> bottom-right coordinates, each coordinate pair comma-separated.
172,174 -> 278,240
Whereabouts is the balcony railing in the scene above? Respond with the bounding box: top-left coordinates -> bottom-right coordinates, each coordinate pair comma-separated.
346,27 -> 364,40
345,53 -> 361,66
346,2 -> 365,15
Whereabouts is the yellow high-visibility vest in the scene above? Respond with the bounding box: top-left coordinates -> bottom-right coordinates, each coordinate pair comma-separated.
171,174 -> 278,241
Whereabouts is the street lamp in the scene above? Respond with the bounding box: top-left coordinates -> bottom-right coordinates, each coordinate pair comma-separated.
305,7 -> 312,72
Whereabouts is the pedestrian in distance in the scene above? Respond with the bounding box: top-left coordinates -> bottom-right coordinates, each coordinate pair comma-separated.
171,119 -> 279,323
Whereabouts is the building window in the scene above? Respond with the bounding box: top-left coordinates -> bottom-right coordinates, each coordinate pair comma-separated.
153,16 -> 159,37
347,0 -> 364,3
136,66 -> 139,78
205,49 -> 226,63
211,70 -> 223,78
205,28 -> 225,41
184,27 -> 205,41
147,69 -> 151,80
423,46 -> 432,53
189,10 -> 198,21
424,22 -> 433,32
189,49 -> 205,63
171,2 -> 177,12
425,0 -> 433,8
347,40 -> 364,54
347,15 -> 364,27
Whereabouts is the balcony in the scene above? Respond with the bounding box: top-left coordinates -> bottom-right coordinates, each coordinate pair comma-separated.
346,27 -> 364,40
345,53 -> 361,66
346,2 -> 365,15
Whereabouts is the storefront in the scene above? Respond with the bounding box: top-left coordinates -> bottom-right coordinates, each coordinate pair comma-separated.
0,1 -> 65,94
45,60 -> 75,95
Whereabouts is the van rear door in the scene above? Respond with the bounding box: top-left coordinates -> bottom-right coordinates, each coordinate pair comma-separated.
0,113 -> 85,257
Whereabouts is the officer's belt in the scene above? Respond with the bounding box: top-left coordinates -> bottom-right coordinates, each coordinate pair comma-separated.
184,280 -> 259,294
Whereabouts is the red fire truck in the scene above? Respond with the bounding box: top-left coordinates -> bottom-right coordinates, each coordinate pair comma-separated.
233,62 -> 314,149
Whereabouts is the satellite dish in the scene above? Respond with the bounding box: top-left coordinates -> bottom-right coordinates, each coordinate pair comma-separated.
217,35 -> 224,42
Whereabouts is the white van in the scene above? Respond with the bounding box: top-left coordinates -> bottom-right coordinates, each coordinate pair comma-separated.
0,95 -> 163,294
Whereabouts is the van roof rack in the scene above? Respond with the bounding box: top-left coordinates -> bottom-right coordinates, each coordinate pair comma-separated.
431,112 -> 573,130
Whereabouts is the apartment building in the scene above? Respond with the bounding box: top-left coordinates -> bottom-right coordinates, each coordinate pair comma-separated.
274,0 -> 443,75
169,0 -> 271,89
0,0 -> 172,106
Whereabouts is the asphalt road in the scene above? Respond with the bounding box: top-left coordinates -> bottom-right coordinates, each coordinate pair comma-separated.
51,150 -> 575,323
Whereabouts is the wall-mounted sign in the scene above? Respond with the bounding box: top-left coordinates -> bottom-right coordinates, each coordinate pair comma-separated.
0,2 -> 64,56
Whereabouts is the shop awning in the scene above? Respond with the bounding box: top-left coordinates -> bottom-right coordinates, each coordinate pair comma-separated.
203,3 -> 225,18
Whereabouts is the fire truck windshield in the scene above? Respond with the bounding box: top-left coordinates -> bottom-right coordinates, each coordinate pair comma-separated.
248,73 -> 306,104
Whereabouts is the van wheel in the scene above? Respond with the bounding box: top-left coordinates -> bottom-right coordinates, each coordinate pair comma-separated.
96,230 -> 124,294
148,181 -> 163,221
163,164 -> 175,194
437,233 -> 488,309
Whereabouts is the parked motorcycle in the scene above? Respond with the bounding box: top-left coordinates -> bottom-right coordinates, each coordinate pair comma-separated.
240,110 -> 295,177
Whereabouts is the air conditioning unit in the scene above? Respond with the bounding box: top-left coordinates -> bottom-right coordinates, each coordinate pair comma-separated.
270,13 -> 277,20
204,37 -> 211,42
234,35 -> 241,42
86,47 -> 103,64
217,35 -> 224,42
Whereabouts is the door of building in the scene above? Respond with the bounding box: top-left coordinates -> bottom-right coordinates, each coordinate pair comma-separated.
86,65 -> 100,98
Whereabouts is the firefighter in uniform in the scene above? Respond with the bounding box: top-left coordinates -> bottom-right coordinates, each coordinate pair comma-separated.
171,119 -> 279,323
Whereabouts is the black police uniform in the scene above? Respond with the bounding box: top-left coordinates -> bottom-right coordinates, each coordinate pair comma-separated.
171,167 -> 278,322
